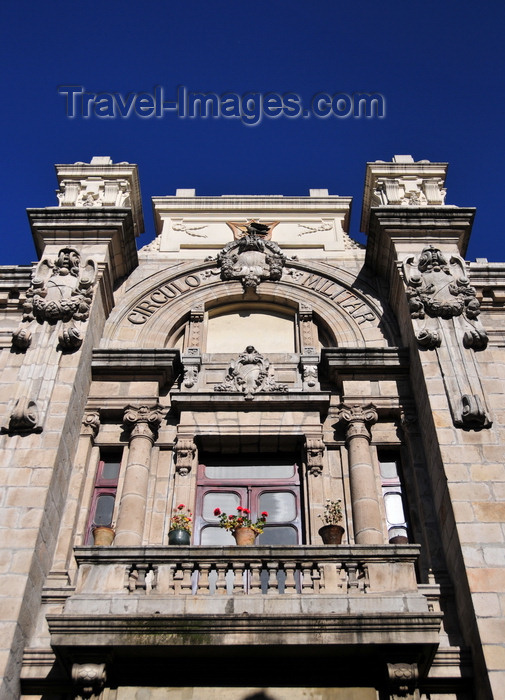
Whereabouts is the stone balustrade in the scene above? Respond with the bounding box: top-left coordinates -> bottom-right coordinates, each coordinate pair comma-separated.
72,544 -> 423,598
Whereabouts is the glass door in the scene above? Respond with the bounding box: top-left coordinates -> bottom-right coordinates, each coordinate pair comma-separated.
195,458 -> 302,545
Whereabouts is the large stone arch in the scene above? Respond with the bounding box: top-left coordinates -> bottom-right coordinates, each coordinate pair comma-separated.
100,259 -> 398,349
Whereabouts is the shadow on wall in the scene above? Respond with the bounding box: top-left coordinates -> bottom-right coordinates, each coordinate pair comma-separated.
243,693 -> 277,700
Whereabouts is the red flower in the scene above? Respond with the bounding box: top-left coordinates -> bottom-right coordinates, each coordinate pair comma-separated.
243,508 -> 250,514
213,508 -> 221,516
177,504 -> 185,510
237,506 -> 243,512
261,511 -> 268,517
228,514 -> 234,519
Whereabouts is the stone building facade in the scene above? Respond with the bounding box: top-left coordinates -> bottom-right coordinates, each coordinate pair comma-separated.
0,155 -> 504,699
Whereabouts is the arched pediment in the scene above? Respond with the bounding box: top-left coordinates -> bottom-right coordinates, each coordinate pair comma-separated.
100,259 -> 398,350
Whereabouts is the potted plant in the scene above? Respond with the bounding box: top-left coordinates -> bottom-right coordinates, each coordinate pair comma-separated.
318,499 -> 345,544
92,522 -> 115,546
168,503 -> 192,545
213,506 -> 268,545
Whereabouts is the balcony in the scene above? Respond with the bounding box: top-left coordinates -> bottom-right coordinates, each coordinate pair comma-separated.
47,544 -> 442,685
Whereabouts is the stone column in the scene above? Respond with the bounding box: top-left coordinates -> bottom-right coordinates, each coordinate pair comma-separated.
114,405 -> 163,546
338,403 -> 383,545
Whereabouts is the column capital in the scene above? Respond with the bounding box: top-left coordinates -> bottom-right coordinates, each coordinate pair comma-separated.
337,403 -> 378,441
123,404 -> 163,441
81,411 -> 100,438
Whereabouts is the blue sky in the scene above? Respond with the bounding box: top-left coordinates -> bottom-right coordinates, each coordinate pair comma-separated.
1,0 -> 504,264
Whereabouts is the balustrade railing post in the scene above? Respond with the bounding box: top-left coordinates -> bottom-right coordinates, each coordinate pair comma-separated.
284,561 -> 297,593
198,563 -> 211,595
249,561 -> 262,595
233,562 -> 245,595
266,562 -> 279,594
181,562 -> 193,594
215,563 -> 228,595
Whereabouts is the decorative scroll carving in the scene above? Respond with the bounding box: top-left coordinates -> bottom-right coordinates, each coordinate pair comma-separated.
387,662 -> 419,700
214,346 -> 288,400
297,220 -> 333,236
174,437 -> 196,476
403,245 -> 491,430
57,176 -> 131,208
461,394 -> 488,429
71,662 -> 107,699
183,365 -> 199,389
172,220 -> 208,238
305,436 -> 325,476
123,404 -> 163,442
216,223 -> 286,292
373,176 -> 446,206
301,363 -> 318,388
403,246 -> 488,349
337,403 -> 378,442
2,397 -> 41,435
300,350 -> 319,390
82,411 -> 100,437
12,248 -> 97,352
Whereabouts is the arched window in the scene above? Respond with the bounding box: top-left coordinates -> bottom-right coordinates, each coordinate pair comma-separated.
206,303 -> 296,353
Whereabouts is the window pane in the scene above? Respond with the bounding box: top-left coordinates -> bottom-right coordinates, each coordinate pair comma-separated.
258,526 -> 298,545
94,494 -> 115,526
205,464 -> 294,480
203,492 -> 241,522
379,460 -> 399,480
259,492 -> 296,522
101,459 -> 121,480
384,492 -> 406,526
201,526 -> 235,545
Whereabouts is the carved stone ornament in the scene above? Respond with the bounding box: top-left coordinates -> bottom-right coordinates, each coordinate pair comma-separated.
216,223 -> 286,292
305,436 -> 325,476
461,393 -> 488,429
12,248 -> 97,352
1,397 -> 41,435
82,411 -> 100,438
373,176 -> 446,206
214,346 -> 288,400
337,403 -> 378,442
71,662 -> 106,699
57,177 -> 131,208
387,662 -> 419,700
403,246 -> 488,349
174,437 -> 196,476
123,404 -> 163,441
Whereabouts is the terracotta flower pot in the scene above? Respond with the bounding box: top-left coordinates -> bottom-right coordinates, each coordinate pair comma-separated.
318,524 -> 345,545
92,526 -> 115,546
168,528 -> 191,545
233,527 -> 257,546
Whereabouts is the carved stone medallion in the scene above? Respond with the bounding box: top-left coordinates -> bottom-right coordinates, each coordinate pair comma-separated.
403,245 -> 488,349
214,346 -> 288,400
216,223 -> 286,292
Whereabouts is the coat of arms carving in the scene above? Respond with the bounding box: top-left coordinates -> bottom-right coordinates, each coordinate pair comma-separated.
214,346 -> 288,400
12,247 -> 97,351
403,245 -> 487,349
216,222 -> 286,292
